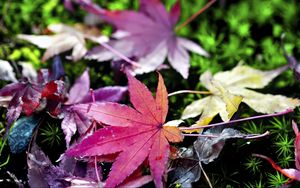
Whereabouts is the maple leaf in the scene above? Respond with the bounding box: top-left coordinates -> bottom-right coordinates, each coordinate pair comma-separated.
28,142 -> 153,188
18,23 -> 108,62
182,64 -> 300,126
169,147 -> 201,187
79,0 -> 209,78
0,63 -> 65,124
66,72 -> 183,188
28,143 -> 104,188
194,127 -> 262,164
61,69 -> 127,147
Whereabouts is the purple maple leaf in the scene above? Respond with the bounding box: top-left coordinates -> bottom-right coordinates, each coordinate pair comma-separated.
0,56 -> 66,125
78,0 -> 209,78
0,78 -> 64,125
61,69 -> 127,147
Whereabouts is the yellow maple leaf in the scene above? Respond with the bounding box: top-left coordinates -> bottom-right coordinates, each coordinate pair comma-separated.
181,64 -> 299,127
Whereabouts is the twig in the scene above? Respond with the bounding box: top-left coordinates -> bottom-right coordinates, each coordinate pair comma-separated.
168,90 -> 211,97
94,156 -> 101,183
182,131 -> 270,139
175,0 -> 217,32
179,109 -> 293,131
86,35 -> 140,68
199,162 -> 213,188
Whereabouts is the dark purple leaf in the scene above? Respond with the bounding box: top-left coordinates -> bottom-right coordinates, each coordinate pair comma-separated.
6,83 -> 42,124
59,155 -> 102,181
0,72 -> 66,124
60,70 -> 127,147
282,36 -> 300,82
42,80 -> 66,102
27,144 -> 72,188
284,53 -> 300,82
169,147 -> 201,188
0,82 -> 25,96
194,128 -> 250,164
52,55 -> 65,80
28,144 -> 105,188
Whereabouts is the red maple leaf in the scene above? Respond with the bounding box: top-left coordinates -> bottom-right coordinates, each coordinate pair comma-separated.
66,72 -> 183,188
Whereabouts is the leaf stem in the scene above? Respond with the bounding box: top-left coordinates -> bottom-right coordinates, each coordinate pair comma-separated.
175,0 -> 217,32
244,131 -> 270,139
179,109 -> 293,131
182,131 -> 270,139
168,90 -> 211,97
91,37 -> 141,68
90,89 -> 95,103
94,156 -> 101,183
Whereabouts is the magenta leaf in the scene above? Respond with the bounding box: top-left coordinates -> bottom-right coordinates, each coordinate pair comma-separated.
293,120 -> 300,170
67,73 -> 183,188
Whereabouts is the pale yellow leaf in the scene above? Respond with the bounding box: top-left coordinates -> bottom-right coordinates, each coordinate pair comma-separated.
214,64 -> 288,89
230,88 -> 300,114
181,64 -> 298,127
212,80 -> 243,121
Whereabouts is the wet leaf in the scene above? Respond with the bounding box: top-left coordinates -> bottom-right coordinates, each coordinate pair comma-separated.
67,72 -> 183,188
